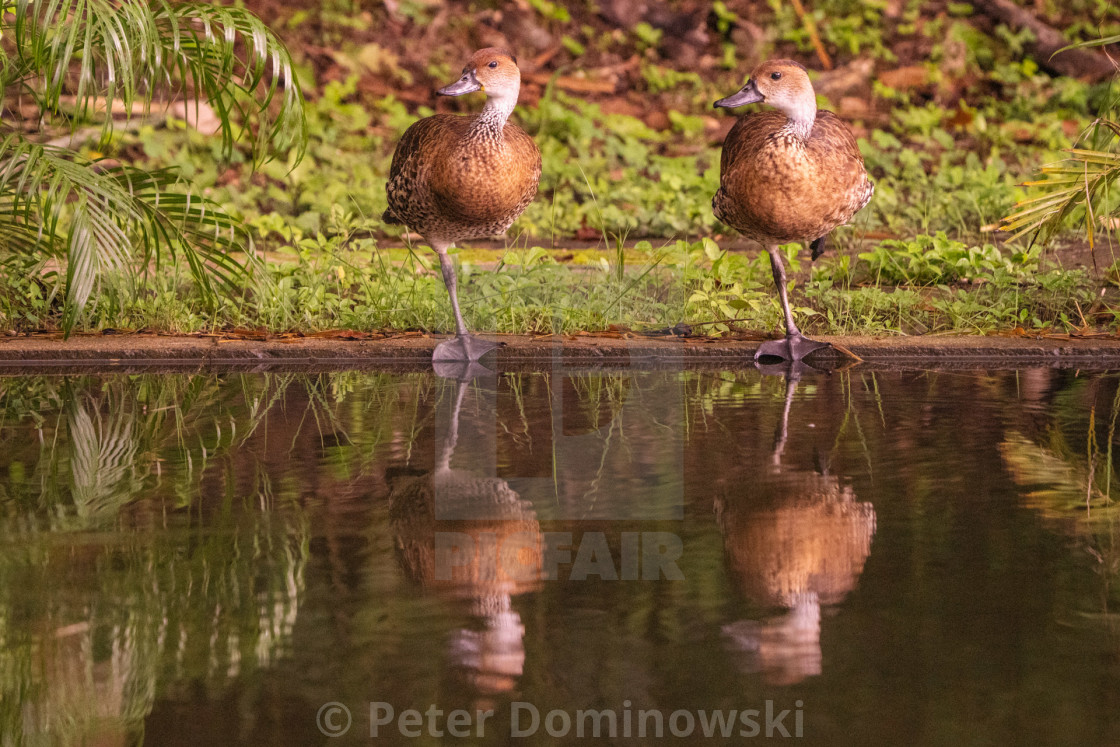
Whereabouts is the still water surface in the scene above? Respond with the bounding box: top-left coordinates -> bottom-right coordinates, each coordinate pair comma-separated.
1,366 -> 1119,745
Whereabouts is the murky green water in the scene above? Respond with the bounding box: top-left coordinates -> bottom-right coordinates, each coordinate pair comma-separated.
1,366 -> 1119,745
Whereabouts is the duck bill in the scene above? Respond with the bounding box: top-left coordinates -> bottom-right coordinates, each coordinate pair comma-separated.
714,80 -> 763,108
438,71 -> 482,96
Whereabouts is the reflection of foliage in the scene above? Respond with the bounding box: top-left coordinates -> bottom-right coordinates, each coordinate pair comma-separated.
0,369 -> 446,743
495,371 -> 683,520
0,509 -> 309,745
0,374 -> 331,528
2,375 -> 224,528
1000,382 -> 1120,643
0,373 -> 331,745
1000,381 -> 1120,530
65,388 -> 145,521
1001,431 -> 1120,528
565,373 -> 630,432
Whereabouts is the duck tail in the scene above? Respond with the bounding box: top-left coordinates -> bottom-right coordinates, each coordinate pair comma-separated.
810,235 -> 827,260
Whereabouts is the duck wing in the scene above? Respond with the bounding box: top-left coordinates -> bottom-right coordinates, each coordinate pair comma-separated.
502,123 -> 542,216
808,112 -> 874,217
383,114 -> 467,225
713,111 -> 787,227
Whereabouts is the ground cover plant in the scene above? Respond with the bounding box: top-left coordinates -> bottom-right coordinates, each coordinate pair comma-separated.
2,0 -> 1120,340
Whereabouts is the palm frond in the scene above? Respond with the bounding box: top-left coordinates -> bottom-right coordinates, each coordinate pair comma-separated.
0,132 -> 252,330
1054,34 -> 1120,54
999,121 -> 1120,248
107,166 -> 253,296
0,1 -> 301,330
8,0 -> 307,158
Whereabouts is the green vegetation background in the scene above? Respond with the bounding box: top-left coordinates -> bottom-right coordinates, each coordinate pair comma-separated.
5,0 -> 1120,338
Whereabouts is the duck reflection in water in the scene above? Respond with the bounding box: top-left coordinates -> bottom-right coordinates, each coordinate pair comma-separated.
389,370 -> 541,697
717,367 -> 876,685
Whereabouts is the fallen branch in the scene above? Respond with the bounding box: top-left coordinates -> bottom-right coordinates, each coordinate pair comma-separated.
789,0 -> 832,71
973,0 -> 1115,81
523,73 -> 617,94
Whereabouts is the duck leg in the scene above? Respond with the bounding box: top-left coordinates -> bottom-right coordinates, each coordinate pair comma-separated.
770,372 -> 797,468
755,245 -> 831,362
432,241 -> 499,363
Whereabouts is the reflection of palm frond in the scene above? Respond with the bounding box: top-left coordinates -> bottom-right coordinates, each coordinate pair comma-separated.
3,376 -> 234,526
67,393 -> 143,521
0,505 -> 310,743
2,373 -> 430,527
0,371 -> 327,742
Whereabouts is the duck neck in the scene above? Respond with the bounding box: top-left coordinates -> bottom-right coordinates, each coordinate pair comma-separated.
471,90 -> 517,139
780,98 -> 817,142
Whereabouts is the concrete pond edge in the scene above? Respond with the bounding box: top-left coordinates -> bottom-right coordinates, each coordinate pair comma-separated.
1,333 -> 1120,373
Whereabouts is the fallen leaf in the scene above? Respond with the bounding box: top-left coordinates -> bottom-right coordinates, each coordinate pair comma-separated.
878,66 -> 929,90
576,225 -> 601,241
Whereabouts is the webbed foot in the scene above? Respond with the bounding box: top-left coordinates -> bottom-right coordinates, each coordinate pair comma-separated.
433,334 -> 500,363
754,333 -> 832,362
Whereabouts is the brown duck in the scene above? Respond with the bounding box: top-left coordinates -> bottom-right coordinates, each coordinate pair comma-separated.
714,60 -> 873,361
384,48 -> 541,363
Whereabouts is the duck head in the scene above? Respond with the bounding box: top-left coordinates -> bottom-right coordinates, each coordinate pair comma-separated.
439,48 -> 522,112
714,60 -> 817,127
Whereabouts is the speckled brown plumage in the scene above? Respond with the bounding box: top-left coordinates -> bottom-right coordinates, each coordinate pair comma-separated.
383,113 -> 540,240
713,61 -> 873,246
714,110 -> 873,244
382,49 -> 540,243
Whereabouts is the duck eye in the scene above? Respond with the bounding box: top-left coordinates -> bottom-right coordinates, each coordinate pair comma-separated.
488,61 -> 498,68
771,71 -> 782,80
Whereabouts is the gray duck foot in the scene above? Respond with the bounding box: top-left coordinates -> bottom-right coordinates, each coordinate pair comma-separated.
433,334 -> 500,363
754,333 -> 832,362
